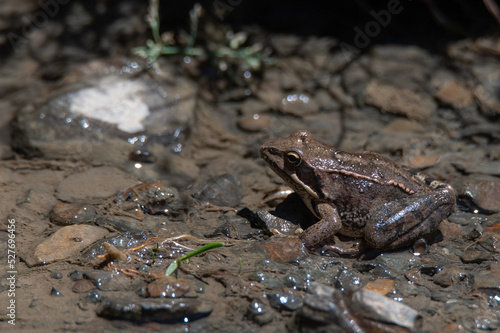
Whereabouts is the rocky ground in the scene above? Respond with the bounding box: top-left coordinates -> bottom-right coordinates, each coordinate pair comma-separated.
0,0 -> 500,332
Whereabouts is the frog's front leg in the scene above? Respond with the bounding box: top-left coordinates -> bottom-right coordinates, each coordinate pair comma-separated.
300,202 -> 342,249
365,185 -> 456,250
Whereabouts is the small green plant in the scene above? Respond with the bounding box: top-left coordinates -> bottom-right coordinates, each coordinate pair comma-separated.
133,1 -> 272,70
165,242 -> 223,276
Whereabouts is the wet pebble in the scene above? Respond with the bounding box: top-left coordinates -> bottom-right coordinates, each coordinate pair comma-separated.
474,265 -> 500,298
432,267 -> 467,287
128,149 -> 156,163
299,282 -> 362,331
96,297 -> 214,323
51,286 -> 63,297
452,175 -> 500,213
470,309 -> 500,331
248,271 -> 284,289
351,289 -> 421,330
236,114 -> 271,132
430,291 -> 458,302
69,270 -> 83,281
247,299 -> 274,326
460,247 -> 493,263
196,174 -> 242,207
83,270 -> 135,291
372,251 -> 415,278
266,292 -> 303,311
34,225 -> 109,264
72,279 -> 96,293
146,277 -> 190,298
334,268 -> 363,291
56,166 -> 138,203
256,211 -> 299,236
49,202 -> 96,226
119,181 -> 181,215
363,278 -> 395,295
280,92 -> 321,116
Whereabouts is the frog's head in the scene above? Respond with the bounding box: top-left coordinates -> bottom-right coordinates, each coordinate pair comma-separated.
260,130 -> 324,199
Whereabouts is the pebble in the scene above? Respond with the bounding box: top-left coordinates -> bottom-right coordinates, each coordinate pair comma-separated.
280,92 -> 321,116
83,270 -> 134,291
364,80 -> 435,121
473,63 -> 500,115
196,174 -> 242,207
96,297 -> 214,323
34,225 -> 109,264
72,279 -> 96,293
119,181 -> 181,215
236,114 -> 271,132
248,271 -> 284,289
267,292 -> 303,311
363,279 -> 395,295
435,79 -> 474,108
247,299 -> 274,326
299,282 -> 363,331
51,286 -> 63,297
69,270 -> 83,281
50,271 -> 63,279
49,202 -> 96,225
432,267 -> 466,287
460,248 -> 493,263
351,289 -> 421,330
256,211 -> 300,236
146,277 -> 190,298
56,166 -> 139,202
452,175 -> 500,213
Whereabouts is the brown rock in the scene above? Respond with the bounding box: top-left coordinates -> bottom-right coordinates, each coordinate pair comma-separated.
432,267 -> 466,287
237,114 -> 271,132
435,80 -> 473,108
147,277 -> 190,298
364,80 -> 435,121
34,225 -> 109,264
49,202 -> 96,225
364,279 -> 395,295
452,175 -> 500,212
73,279 -> 96,293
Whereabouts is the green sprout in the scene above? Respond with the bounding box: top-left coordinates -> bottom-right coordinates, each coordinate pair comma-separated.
149,248 -> 156,264
165,242 -> 223,276
132,1 -> 272,70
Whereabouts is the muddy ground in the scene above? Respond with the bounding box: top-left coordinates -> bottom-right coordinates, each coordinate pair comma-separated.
1,1 -> 500,332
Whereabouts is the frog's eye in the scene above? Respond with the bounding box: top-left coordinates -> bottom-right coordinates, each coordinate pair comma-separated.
286,151 -> 301,166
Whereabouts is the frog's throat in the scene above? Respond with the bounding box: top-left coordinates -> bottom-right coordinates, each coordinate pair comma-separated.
290,173 -> 320,199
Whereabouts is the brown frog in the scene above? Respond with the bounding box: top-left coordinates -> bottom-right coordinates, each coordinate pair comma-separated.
260,130 -> 456,253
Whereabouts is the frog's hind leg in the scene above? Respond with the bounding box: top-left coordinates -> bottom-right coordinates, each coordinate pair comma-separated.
364,189 -> 455,250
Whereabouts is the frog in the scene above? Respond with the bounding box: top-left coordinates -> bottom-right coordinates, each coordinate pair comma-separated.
260,130 -> 456,254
